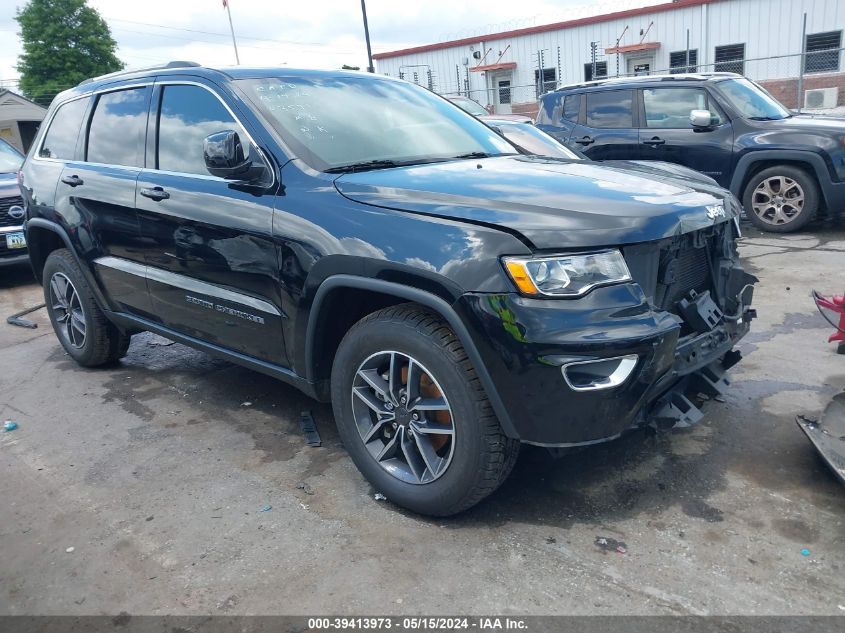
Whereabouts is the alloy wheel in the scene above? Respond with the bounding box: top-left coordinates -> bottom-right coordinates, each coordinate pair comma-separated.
751,176 -> 805,226
351,351 -> 455,484
49,272 -> 87,349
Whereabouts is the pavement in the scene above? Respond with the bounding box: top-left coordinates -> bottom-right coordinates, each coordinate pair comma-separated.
1,220 -> 844,616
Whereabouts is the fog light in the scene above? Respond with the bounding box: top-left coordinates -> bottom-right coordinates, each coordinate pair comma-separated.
561,354 -> 638,391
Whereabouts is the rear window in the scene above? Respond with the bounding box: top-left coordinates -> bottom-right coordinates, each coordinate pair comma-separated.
39,98 -> 88,160
87,88 -> 148,168
563,94 -> 580,122
586,90 -> 634,129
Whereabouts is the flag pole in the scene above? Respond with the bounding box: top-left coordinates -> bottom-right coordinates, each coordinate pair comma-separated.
223,0 -> 240,65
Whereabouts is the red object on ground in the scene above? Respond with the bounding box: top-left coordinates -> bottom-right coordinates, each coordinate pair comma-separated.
814,291 -> 845,342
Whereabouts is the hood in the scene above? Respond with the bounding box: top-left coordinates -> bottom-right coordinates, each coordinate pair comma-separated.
766,113 -> 845,133
479,114 -> 534,123
334,155 -> 734,250
600,160 -> 720,188
0,171 -> 19,197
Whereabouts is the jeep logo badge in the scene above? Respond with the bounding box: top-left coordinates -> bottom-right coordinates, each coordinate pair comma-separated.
8,205 -> 24,220
706,203 -> 725,220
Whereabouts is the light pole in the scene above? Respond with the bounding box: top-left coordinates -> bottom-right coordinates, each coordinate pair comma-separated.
361,0 -> 374,73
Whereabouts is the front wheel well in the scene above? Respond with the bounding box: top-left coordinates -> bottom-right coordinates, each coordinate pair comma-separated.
738,159 -> 826,212
26,225 -> 66,282
308,287 -> 412,385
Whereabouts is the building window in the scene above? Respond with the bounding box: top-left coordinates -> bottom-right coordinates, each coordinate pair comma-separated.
584,61 -> 608,82
669,49 -> 698,73
534,68 -> 557,97
805,30 -> 842,73
714,43 -> 745,75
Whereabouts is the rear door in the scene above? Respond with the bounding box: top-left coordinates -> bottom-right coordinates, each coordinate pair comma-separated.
570,89 -> 639,160
54,85 -> 154,317
135,79 -> 286,365
638,86 -> 734,186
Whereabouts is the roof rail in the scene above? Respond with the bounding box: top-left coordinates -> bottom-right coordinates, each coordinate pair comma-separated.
77,61 -> 202,87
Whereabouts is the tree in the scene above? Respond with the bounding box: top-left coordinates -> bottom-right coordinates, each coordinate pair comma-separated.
16,0 -> 123,106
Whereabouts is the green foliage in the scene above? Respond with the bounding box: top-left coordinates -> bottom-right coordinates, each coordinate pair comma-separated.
341,64 -> 361,71
15,0 -> 123,105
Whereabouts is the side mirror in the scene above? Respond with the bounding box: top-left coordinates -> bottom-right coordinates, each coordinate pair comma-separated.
203,130 -> 255,180
690,109 -> 714,128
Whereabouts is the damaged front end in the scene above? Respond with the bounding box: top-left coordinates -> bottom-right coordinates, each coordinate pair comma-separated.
623,217 -> 757,431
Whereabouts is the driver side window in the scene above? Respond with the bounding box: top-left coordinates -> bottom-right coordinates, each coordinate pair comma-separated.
642,88 -> 722,128
157,84 -> 251,176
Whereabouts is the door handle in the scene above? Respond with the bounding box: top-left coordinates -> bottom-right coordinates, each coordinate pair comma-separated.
574,136 -> 594,146
140,187 -> 170,201
642,137 -> 666,146
60,174 -> 84,187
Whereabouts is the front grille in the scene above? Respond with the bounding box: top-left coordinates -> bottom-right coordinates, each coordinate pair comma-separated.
655,246 -> 710,311
623,225 -> 724,315
0,195 -> 24,228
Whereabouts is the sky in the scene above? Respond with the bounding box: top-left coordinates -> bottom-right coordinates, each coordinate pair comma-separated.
0,0 -> 662,91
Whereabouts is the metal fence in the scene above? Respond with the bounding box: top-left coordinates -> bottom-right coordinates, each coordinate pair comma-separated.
435,46 -> 845,118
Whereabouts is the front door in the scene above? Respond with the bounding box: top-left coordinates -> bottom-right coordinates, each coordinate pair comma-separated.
135,81 -> 286,365
638,86 -> 735,186
493,74 -> 513,114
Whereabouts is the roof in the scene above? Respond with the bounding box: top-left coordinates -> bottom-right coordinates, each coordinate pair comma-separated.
552,71 -> 740,93
372,0 -> 720,61
0,89 -> 47,121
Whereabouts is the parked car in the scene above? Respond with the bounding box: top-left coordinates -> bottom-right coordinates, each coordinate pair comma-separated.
486,117 -> 725,188
447,95 -> 533,123
0,138 -> 27,267
536,72 -> 845,232
21,63 -> 756,516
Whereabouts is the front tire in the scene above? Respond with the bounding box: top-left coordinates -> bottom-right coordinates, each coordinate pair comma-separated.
743,165 -> 819,233
43,249 -> 131,367
330,304 -> 519,516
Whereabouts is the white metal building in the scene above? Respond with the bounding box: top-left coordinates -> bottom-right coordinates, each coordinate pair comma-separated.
373,0 -> 845,116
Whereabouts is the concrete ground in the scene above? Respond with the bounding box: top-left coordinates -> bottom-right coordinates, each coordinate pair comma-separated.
1,221 -> 844,616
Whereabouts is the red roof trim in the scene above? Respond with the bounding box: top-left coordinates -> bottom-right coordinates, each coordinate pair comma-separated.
469,61 -> 517,73
605,41 -> 661,54
372,0 -> 718,60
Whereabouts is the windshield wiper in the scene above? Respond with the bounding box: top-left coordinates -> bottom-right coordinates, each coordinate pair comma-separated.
747,116 -> 786,121
324,159 -> 406,174
451,151 -> 493,159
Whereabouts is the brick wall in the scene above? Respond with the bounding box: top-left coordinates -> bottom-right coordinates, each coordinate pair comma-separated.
760,72 -> 845,110
511,101 -> 540,119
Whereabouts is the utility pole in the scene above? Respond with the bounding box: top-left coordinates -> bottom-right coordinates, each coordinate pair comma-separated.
223,0 -> 240,65
361,0 -> 375,73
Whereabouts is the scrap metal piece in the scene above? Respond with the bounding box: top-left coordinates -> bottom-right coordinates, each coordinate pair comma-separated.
5,303 -> 45,329
796,394 -> 845,485
299,410 -> 321,447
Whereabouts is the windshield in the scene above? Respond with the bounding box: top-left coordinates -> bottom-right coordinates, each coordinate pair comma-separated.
450,97 -> 488,117
495,123 -> 579,159
717,78 -> 791,120
237,76 -> 516,172
0,139 -> 23,172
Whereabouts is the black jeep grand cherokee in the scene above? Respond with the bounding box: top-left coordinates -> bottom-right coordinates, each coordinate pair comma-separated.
20,63 -> 756,516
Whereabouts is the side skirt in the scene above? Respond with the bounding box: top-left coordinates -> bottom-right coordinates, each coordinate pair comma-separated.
105,310 -> 324,401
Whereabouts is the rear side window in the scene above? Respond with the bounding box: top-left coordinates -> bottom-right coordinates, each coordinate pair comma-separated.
87,88 -> 148,167
586,90 -> 634,129
643,88 -> 722,128
563,95 -> 580,122
39,98 -> 88,159
156,84 -> 250,176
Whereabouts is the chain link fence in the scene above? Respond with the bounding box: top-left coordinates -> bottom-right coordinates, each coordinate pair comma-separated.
434,47 -> 845,119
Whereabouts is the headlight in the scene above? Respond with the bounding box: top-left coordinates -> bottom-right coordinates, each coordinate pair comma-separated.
503,250 -> 631,297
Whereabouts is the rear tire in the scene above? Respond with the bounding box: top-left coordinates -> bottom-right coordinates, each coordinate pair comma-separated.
330,304 -> 519,516
743,165 -> 818,233
43,249 -> 131,367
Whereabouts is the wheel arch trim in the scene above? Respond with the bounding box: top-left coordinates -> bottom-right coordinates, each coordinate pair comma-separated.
729,150 -> 830,204
25,218 -> 111,310
305,275 -> 519,438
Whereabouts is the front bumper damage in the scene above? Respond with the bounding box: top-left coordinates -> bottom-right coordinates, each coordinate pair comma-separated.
796,395 -> 845,485
458,218 -> 756,447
